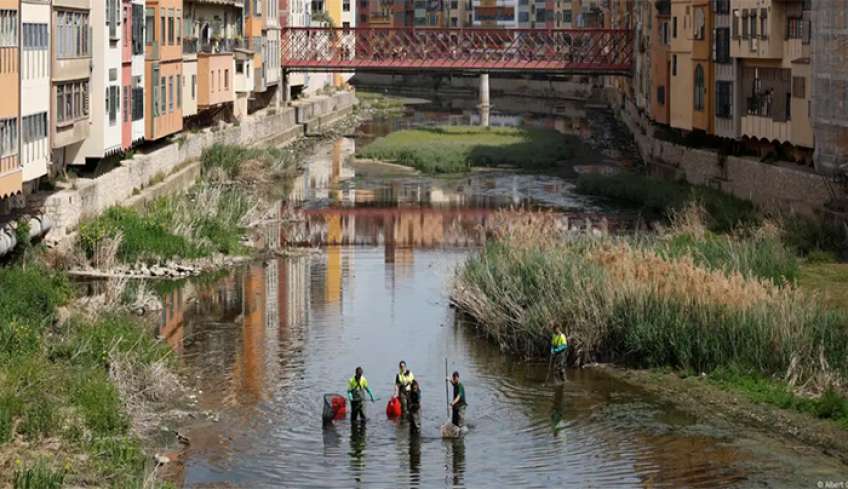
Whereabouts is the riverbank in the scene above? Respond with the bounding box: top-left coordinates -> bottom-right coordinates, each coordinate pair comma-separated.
1,92 -> 371,488
452,196 -> 848,449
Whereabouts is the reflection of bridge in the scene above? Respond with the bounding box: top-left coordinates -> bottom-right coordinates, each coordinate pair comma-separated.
281,27 -> 634,76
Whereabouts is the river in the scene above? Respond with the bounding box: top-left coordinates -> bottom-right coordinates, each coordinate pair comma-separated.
162,99 -> 847,488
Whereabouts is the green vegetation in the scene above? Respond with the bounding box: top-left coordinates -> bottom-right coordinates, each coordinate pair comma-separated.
710,368 -> 848,429
576,173 -> 759,233
357,126 -> 573,174
78,143 -> 297,265
355,91 -> 408,115
453,208 -> 848,424
799,262 -> 848,312
0,265 -> 174,488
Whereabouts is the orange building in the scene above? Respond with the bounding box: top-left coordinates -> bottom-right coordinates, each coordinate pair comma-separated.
145,0 -> 184,140
0,0 -> 20,204
650,0 -> 671,125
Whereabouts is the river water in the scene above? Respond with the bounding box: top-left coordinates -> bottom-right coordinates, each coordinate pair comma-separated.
163,101 -> 846,488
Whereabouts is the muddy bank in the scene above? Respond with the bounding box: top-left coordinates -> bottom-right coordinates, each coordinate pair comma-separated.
601,366 -> 848,465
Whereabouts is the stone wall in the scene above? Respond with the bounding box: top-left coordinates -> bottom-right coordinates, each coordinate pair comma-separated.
42,91 -> 357,245
614,95 -> 836,218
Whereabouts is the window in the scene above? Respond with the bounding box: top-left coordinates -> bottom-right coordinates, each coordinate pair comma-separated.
343,0 -> 350,11
749,9 -> 757,39
760,8 -> 767,39
22,112 -> 47,148
132,5 -> 144,54
715,0 -> 730,14
732,9 -> 740,38
123,86 -> 130,123
716,81 -> 732,118
715,27 -> 730,63
0,118 -> 17,157
145,8 -> 154,44
536,9 -> 545,22
191,74 -> 196,100
132,78 -> 143,121
152,66 -> 159,117
742,10 -> 749,39
23,23 -> 48,50
564,10 -> 571,23
168,76 -> 174,112
0,10 -> 17,47
224,70 -> 229,90
694,64 -> 705,111
176,10 -> 181,44
694,8 -> 705,40
55,80 -> 90,123
107,0 -> 120,39
160,76 -> 166,114
177,74 -> 182,108
161,13 -> 166,45
657,85 -> 666,105
519,11 -> 529,22
107,85 -> 119,125
168,9 -> 174,45
661,21 -> 669,45
255,0 -> 262,16
56,11 -> 90,58
672,16 -> 677,38
672,54 -> 677,76
793,76 -> 806,98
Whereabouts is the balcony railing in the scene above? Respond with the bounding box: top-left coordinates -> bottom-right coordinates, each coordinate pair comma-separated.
198,38 -> 245,54
183,38 -> 198,54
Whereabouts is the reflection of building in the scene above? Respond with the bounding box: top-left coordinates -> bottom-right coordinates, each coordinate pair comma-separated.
234,263 -> 266,403
160,286 -> 187,353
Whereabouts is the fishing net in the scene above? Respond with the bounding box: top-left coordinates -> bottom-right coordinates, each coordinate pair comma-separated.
323,393 -> 347,422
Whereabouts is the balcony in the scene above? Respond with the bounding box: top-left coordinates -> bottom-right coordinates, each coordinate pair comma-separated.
183,38 -> 198,54
199,38 -> 245,54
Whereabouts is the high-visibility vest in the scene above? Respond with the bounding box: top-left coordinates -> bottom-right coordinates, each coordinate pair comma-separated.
397,370 -> 415,391
552,333 -> 568,350
348,375 -> 368,400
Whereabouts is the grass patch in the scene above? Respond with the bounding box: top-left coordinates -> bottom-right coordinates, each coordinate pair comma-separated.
710,367 -> 848,428
799,262 -> 848,312
13,460 -> 65,489
357,125 -> 573,174
0,265 -> 174,488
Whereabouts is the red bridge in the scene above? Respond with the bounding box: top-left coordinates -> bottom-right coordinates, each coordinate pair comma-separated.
281,27 -> 634,76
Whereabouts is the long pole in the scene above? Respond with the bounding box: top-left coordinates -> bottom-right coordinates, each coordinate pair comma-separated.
445,358 -> 450,418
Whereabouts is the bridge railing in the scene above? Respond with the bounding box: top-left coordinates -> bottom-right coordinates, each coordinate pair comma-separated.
281,27 -> 633,75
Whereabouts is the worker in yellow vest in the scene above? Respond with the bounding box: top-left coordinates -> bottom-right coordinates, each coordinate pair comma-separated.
348,366 -> 375,424
550,329 -> 569,381
394,360 -> 415,416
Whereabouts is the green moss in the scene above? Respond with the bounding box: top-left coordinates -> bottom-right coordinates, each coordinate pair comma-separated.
357,125 -> 573,174
799,262 -> 848,312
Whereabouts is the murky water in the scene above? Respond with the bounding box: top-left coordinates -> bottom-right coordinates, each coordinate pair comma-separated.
165,103 -> 847,488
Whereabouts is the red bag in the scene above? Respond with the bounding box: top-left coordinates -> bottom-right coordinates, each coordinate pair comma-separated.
331,396 -> 347,419
386,396 -> 401,418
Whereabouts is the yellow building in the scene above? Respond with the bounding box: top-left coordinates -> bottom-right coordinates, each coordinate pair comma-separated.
0,0 -> 20,204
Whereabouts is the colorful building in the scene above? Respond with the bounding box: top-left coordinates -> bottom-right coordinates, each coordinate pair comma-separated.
0,0 -> 19,207
20,0 -> 50,191
145,0 -> 184,140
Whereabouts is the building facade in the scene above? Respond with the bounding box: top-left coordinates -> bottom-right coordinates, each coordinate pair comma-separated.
145,0 -> 184,140
0,0 -> 19,206
20,0 -> 50,189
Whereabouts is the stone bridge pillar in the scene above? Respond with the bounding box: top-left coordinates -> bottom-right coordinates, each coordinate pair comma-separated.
479,73 -> 490,128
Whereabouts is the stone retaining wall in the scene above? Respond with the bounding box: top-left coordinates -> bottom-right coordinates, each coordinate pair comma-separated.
614,94 -> 835,218
42,91 -> 357,245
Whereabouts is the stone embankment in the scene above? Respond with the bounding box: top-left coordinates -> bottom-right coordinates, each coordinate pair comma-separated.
609,92 -> 840,218
41,91 -> 356,247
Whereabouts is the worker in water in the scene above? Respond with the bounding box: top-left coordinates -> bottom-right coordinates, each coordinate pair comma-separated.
448,371 -> 467,428
551,328 -> 569,381
348,366 -> 375,424
394,360 -> 415,416
408,379 -> 422,433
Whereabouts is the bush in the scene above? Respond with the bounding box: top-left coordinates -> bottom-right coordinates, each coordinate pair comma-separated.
79,207 -> 204,263
453,215 -> 848,392
781,216 -> 846,257
357,126 -> 574,174
0,266 -> 70,328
